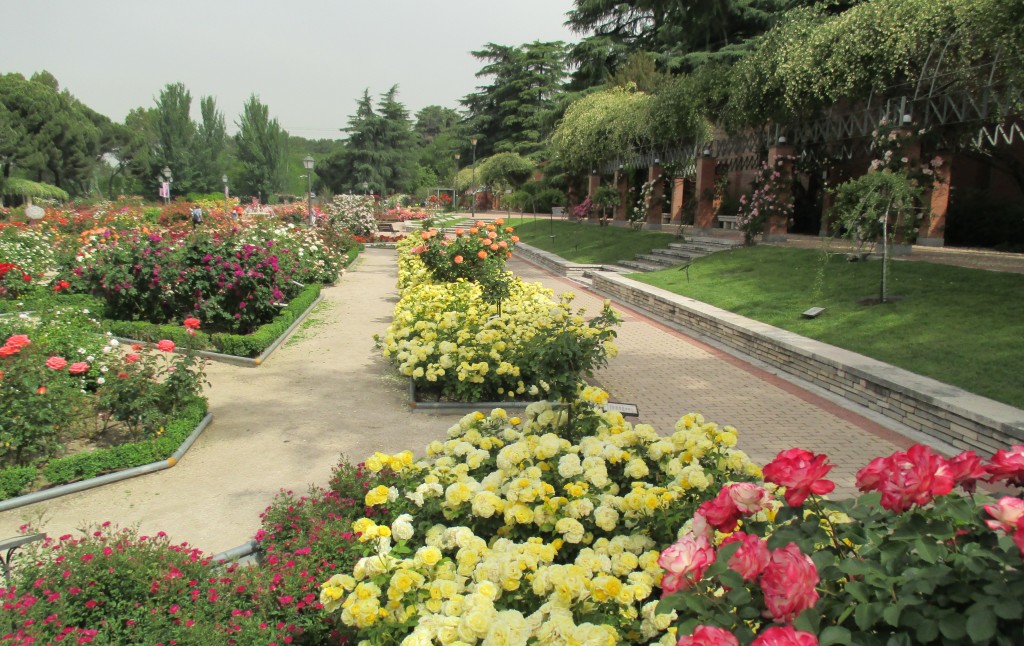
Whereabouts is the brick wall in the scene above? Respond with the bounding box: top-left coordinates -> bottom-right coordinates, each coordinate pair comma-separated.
589,271 -> 1024,455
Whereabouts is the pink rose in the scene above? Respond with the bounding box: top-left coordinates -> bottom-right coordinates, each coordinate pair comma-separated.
984,497 -> 1024,532
727,482 -> 771,514
156,340 -> 176,353
697,489 -> 742,533
677,625 -> 740,646
45,356 -> 68,370
856,444 -> 953,512
4,334 -> 30,349
751,626 -> 819,645
722,532 -> 770,581
1013,525 -> 1024,560
658,534 -> 714,596
987,446 -> 1024,487
760,543 -> 819,623
948,451 -> 988,493
763,448 -> 835,507
68,362 -> 90,375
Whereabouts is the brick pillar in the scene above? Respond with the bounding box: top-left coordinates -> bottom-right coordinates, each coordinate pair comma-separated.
694,154 -> 717,233
891,128 -> 920,254
670,177 -> 685,224
764,143 -> 794,241
646,163 -> 664,229
614,168 -> 629,222
919,153 -> 950,246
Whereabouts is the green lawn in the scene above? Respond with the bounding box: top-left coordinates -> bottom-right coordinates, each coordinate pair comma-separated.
507,219 -> 1024,409
508,218 -> 678,265
624,246 -> 1024,410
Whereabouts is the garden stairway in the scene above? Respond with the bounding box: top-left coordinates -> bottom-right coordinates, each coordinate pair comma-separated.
614,235 -> 742,272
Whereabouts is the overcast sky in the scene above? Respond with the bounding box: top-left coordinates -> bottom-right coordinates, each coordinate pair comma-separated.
1,0 -> 579,139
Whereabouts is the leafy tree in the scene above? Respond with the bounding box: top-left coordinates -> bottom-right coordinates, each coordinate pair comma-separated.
234,94 -> 289,200
194,97 -> 228,193
549,86 -> 655,173
152,82 -> 199,194
478,152 -> 535,194
462,41 -> 569,159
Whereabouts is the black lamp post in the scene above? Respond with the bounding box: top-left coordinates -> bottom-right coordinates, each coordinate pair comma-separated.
162,166 -> 173,205
470,138 -> 478,217
303,155 -> 314,227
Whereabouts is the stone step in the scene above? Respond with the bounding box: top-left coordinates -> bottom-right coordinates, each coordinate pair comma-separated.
618,259 -> 666,272
675,235 -> 742,248
667,241 -> 736,254
636,253 -> 685,267
649,247 -> 695,261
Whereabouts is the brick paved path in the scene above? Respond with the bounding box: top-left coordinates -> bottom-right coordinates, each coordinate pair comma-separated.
509,258 -> 917,497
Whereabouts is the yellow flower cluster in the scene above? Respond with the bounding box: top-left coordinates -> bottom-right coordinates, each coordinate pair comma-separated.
381,237 -> 620,402
322,390 -> 764,645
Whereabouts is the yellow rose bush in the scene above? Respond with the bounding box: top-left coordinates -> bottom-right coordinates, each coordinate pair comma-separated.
321,391 -> 764,644
380,237 -> 620,403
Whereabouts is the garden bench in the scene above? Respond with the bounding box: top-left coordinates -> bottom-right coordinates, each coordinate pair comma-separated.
1,533 -> 44,583
376,222 -> 398,233
551,206 -> 566,217
716,215 -> 739,230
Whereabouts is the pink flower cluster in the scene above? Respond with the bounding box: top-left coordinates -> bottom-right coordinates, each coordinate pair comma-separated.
679,624 -> 818,645
762,448 -> 835,507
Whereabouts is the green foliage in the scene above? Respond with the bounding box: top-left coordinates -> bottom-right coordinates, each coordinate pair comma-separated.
549,86 -> 654,173
0,465 -> 37,498
510,217 -> 675,264
478,152 -> 535,193
1,178 -> 70,201
832,170 -> 925,247
235,94 -> 290,200
727,0 -> 1023,127
41,397 -> 206,487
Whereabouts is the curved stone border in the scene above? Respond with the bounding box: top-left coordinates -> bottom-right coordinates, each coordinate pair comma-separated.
0,413 -> 214,513
116,294 -> 325,368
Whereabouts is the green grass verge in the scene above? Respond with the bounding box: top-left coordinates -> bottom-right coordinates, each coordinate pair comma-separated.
630,246 -> 1024,409
0,397 -> 208,501
508,218 -> 678,265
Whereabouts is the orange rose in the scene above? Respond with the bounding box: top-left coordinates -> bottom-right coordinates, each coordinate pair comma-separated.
455,228 -> 465,236
488,231 -> 497,239
495,218 -> 504,226
511,235 -> 520,243
454,255 -> 464,264
490,243 -> 499,251
420,231 -> 431,240
498,240 -> 508,248
475,220 -> 485,227
478,250 -> 488,259
479,238 -> 490,245
505,227 -> 514,233
469,227 -> 479,235
487,224 -> 495,232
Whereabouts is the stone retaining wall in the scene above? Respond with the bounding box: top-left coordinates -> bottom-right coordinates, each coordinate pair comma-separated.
588,270 -> 1024,455
515,243 -> 602,279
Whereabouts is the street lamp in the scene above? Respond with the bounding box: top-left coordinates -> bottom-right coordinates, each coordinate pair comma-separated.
222,174 -> 229,216
470,138 -> 478,217
162,166 -> 173,205
453,152 -> 461,209
362,181 -> 368,195
303,155 -> 314,227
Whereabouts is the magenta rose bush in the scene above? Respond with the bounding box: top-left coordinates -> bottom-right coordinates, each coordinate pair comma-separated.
660,443 -> 1024,645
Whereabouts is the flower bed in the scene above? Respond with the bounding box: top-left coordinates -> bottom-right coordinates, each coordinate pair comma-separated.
660,443 -> 1024,645
380,233 -> 620,403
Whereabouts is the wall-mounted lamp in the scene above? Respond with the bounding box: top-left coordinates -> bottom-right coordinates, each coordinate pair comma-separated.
777,136 -> 787,144
653,158 -> 660,165
902,114 -> 913,125
702,148 -> 712,157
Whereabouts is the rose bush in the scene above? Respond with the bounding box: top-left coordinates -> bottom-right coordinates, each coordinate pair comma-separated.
661,443 -> 1024,645
318,393 -> 764,644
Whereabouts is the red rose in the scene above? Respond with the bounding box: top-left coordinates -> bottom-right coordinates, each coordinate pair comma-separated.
763,448 -> 835,507
751,625 -> 819,645
856,444 -> 953,512
696,489 -> 743,533
677,625 -> 740,646
68,362 -> 90,375
987,446 -> 1024,487
948,451 -> 989,493
45,356 -> 68,371
760,543 -> 819,623
5,334 -> 30,349
156,340 -> 176,353
722,532 -> 770,581
183,317 -> 201,330
658,533 -> 714,596
125,353 -> 140,363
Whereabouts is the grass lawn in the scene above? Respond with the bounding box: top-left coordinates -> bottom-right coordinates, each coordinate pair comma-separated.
628,245 -> 1024,410
507,217 -> 678,265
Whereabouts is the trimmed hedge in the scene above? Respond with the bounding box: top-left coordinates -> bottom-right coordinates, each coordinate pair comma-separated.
0,398 -> 207,501
104,283 -> 322,358
0,466 -> 39,500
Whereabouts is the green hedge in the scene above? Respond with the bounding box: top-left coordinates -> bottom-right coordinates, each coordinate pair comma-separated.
0,466 -> 39,500
0,397 -> 208,501
104,283 -> 322,358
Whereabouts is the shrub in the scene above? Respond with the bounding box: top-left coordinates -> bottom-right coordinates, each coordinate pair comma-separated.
660,443 -> 1024,645
318,394 -> 763,644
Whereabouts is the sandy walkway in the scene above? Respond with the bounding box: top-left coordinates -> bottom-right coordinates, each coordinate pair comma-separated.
0,248 -> 463,554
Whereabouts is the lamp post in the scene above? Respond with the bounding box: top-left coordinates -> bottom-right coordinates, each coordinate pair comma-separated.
303,155 -> 314,227
453,152 -> 461,209
162,166 -> 173,205
470,138 -> 478,217
222,174 -> 229,215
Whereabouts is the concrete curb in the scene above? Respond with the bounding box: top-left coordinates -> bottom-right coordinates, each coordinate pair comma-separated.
407,380 -> 543,414
0,413 -> 214,513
